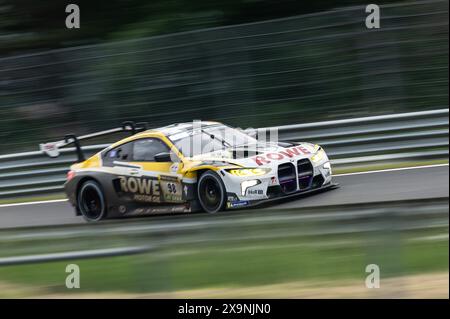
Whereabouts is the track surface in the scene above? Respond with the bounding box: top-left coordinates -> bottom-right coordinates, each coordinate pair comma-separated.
0,166 -> 448,229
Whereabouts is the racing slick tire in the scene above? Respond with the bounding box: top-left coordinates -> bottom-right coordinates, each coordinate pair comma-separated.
77,180 -> 107,222
197,170 -> 227,214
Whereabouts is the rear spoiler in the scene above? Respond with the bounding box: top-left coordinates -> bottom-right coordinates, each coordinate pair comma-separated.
40,121 -> 149,162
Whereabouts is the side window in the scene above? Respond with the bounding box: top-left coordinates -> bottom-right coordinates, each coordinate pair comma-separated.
103,142 -> 133,166
132,138 -> 170,162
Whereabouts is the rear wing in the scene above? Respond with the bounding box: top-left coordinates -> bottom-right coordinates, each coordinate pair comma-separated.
40,121 -> 149,162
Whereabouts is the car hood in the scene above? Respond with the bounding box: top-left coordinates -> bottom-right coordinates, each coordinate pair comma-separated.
188,142 -> 317,168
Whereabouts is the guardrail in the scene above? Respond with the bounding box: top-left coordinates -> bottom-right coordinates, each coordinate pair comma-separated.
0,108 -> 448,199
273,108 -> 449,166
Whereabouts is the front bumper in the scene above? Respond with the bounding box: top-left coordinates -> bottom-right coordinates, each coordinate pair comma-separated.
223,160 -> 334,209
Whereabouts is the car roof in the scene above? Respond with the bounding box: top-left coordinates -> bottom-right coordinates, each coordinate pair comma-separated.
107,121 -> 226,150
147,121 -> 224,139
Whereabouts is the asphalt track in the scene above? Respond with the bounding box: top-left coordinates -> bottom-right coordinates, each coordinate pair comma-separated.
0,165 -> 448,229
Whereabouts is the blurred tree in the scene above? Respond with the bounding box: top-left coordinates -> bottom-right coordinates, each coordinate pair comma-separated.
0,0 -> 404,54
0,0 -> 446,153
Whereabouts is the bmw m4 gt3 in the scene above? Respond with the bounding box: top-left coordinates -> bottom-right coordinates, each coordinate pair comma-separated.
40,121 -> 337,221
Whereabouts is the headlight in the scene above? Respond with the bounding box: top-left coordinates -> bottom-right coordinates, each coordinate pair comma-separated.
227,168 -> 271,177
241,180 -> 261,196
311,145 -> 326,163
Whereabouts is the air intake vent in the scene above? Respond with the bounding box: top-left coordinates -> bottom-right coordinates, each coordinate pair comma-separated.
278,163 -> 297,193
297,159 -> 313,190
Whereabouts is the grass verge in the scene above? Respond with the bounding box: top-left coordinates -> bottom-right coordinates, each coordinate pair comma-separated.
0,231 -> 447,297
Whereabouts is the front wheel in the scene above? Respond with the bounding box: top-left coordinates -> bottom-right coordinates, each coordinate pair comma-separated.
77,180 -> 107,221
197,170 -> 226,213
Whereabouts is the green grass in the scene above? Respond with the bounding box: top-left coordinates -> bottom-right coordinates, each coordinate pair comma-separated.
0,160 -> 447,297
0,232 -> 447,296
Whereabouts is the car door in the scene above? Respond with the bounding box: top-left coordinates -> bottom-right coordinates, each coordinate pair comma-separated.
102,141 -> 144,205
129,138 -> 184,204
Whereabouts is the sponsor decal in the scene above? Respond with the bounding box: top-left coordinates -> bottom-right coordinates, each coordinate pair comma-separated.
170,163 -> 179,173
159,175 -> 183,203
247,189 -> 264,195
128,205 -> 189,216
252,145 -> 311,166
40,142 -> 60,157
118,176 -> 161,203
270,176 -> 278,185
228,200 -> 249,208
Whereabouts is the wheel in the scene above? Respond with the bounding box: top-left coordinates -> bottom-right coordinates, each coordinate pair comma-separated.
197,170 -> 226,213
77,180 -> 107,221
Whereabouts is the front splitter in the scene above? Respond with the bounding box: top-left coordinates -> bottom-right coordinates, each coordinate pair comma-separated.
227,182 -> 340,210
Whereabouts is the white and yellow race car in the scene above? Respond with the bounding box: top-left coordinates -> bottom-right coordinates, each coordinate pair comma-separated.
41,121 -> 337,221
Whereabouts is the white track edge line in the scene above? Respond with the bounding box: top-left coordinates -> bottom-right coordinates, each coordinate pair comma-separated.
334,163 -> 449,177
0,199 -> 68,208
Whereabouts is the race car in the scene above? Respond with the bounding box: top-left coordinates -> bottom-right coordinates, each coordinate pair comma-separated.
40,121 -> 338,221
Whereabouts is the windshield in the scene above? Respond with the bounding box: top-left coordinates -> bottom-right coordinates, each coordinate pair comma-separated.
171,125 -> 257,157
204,126 -> 257,148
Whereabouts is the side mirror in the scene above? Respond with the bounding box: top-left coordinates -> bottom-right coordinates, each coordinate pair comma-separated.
154,152 -> 172,162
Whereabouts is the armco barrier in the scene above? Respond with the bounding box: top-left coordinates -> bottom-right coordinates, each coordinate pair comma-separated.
0,109 -> 448,199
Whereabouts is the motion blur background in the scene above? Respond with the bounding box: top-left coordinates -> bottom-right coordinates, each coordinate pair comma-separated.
0,0 -> 448,298
0,0 -> 448,153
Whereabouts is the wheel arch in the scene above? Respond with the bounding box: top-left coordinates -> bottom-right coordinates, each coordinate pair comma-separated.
74,176 -> 104,215
196,169 -> 227,213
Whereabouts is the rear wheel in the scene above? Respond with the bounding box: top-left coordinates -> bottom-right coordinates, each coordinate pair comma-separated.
197,170 -> 226,213
77,180 -> 106,221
